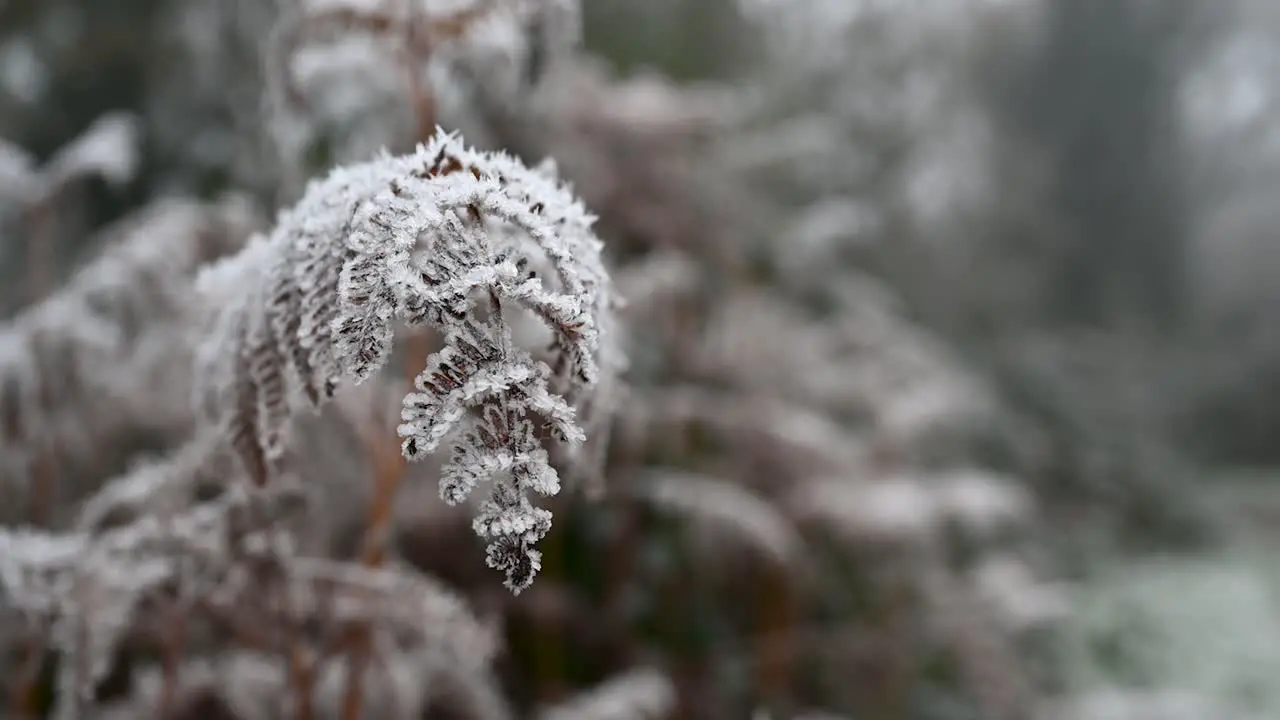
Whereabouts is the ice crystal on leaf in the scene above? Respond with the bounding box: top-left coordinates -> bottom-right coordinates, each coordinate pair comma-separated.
199,128 -> 616,592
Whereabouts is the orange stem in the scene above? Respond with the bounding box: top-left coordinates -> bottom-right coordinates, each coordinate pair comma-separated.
340,331 -> 431,720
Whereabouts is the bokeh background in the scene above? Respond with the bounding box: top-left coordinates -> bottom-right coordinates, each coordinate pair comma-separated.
3,0 -> 1280,718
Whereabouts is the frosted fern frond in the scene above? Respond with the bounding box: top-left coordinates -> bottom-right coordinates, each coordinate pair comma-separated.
200,128 -> 616,592
98,644 -> 511,720
266,0 -> 581,177
537,667 -> 676,720
0,111 -> 140,208
788,471 -> 1033,550
0,197 -> 258,519
0,523 -> 173,716
633,470 -> 806,568
0,527 -> 86,617
2,485 -> 496,714
615,386 -> 868,485
40,112 -> 141,195
0,197 -> 255,440
73,431 -> 237,533
0,137 -> 37,206
283,556 -> 499,669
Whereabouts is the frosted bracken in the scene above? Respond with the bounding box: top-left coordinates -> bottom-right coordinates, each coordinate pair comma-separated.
0,196 -> 258,523
0,484 -> 496,718
538,667 -> 676,720
0,111 -> 140,207
267,0 -> 582,176
636,470 -> 805,567
199,128 -> 616,592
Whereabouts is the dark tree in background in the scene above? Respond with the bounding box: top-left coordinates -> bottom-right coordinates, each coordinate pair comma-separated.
999,0 -> 1202,333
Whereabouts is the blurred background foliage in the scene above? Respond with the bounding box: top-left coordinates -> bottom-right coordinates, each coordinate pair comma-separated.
5,0 -> 1280,718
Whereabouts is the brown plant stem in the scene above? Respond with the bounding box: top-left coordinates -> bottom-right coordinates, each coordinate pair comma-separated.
752,563 -> 795,713
339,330 -> 431,720
530,523 -> 568,704
23,195 -> 55,306
23,196 -> 60,527
156,602 -> 189,718
26,443 -> 57,528
274,572 -> 316,720
289,643 -> 317,720
9,634 -> 46,720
